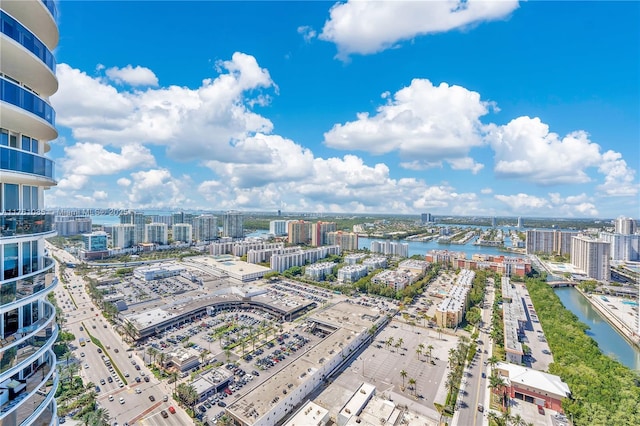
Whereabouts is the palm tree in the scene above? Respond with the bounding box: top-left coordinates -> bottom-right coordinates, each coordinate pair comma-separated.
408,377 -> 416,396
416,347 -> 422,361
489,373 -> 508,408
400,369 -> 407,390
158,352 -> 168,370
386,337 -> 394,351
397,337 -> 404,350
169,370 -> 179,393
427,344 -> 434,363
487,355 -> 500,372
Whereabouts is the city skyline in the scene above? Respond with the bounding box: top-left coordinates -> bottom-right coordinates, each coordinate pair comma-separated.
48,1 -> 639,218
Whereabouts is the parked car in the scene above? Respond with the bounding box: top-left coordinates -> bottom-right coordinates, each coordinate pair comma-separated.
168,406 -> 176,414
149,395 -> 155,402
160,411 -> 168,419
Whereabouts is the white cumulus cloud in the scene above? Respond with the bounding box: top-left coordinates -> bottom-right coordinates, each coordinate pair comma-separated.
105,65 -> 159,86
320,0 -> 520,59
324,79 -> 491,170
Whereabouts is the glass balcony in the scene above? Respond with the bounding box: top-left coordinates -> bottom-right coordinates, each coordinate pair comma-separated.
0,258 -> 56,308
40,0 -> 58,21
1,11 -> 56,73
0,78 -> 55,126
0,350 -> 57,425
0,213 -> 55,237
0,316 -> 57,376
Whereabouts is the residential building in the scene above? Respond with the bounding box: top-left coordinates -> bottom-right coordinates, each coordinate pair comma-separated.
270,246 -> 341,273
120,211 -> 146,245
54,215 -> 91,236
287,220 -> 313,245
172,223 -> 192,244
269,220 -> 288,236
337,264 -> 368,283
145,223 -> 168,245
435,285 -> 470,328
311,221 -> 337,246
305,262 -> 335,281
369,241 -> 409,258
421,213 -> 434,224
112,224 -> 135,249
223,210 -> 244,238
344,253 -> 367,265
571,236 -> 610,281
525,229 -> 578,255
362,256 -> 387,271
326,231 -> 359,251
517,217 -> 523,228
0,0 -> 60,423
615,216 -> 637,235
193,214 -> 218,242
599,232 -> 640,261
172,212 -> 194,227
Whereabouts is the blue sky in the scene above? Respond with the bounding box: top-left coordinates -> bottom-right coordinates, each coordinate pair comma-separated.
48,0 -> 639,219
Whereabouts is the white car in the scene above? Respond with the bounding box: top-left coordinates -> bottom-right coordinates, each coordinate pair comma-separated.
108,395 -> 114,402
135,388 -> 142,394
119,397 -> 125,404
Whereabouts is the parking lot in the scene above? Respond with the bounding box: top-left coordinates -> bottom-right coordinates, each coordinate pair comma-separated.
519,290 -> 554,371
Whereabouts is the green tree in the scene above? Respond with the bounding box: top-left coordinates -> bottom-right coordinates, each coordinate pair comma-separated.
400,369 -> 407,390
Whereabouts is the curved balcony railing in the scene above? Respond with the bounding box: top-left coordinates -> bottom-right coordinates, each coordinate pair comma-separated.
0,257 -> 56,308
0,213 -> 55,238
0,315 -> 57,378
0,78 -> 55,126
1,146 -> 55,181
40,0 -> 58,21
0,350 -> 57,424
1,11 -> 56,73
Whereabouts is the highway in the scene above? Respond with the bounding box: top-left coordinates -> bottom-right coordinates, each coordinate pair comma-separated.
51,244 -> 193,425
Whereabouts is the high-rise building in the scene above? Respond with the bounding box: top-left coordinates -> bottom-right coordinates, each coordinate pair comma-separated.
112,224 -> 135,249
193,214 -> 218,242
525,230 -> 578,255
615,217 -> 637,235
172,212 -> 194,227
517,217 -> 524,228
287,220 -> 312,245
172,224 -> 192,244
311,221 -> 337,246
54,215 -> 92,236
327,231 -> 359,251
269,220 -> 288,236
120,211 -> 146,245
491,217 -> 497,227
421,213 -> 433,224
599,232 -> 640,262
571,236 -> 610,281
223,211 -> 243,238
145,223 -> 168,245
0,0 -> 60,422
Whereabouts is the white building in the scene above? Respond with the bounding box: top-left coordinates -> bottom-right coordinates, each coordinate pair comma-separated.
270,246 -> 341,273
615,216 -> 637,235
145,222 -> 168,245
337,264 -> 368,283
362,256 -> 387,271
0,0 -> 60,423
112,224 -> 136,249
223,211 -> 244,238
172,223 -> 193,244
571,236 -> 610,281
344,253 -> 367,265
305,262 -> 335,281
269,220 -> 288,236
600,232 -> 640,262
193,214 -> 218,242
369,241 -> 409,258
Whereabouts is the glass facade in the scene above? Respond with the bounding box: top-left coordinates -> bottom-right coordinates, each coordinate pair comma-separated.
0,147 -> 55,180
0,11 -> 56,72
0,78 -> 55,126
0,0 -> 58,422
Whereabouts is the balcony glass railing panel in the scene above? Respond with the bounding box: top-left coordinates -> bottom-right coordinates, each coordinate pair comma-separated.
0,11 -> 56,73
0,213 -> 55,237
0,318 -> 56,376
0,351 -> 56,424
0,260 -> 56,307
0,78 -> 55,126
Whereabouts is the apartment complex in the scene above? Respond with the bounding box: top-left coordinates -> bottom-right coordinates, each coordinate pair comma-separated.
222,211 -> 244,238
425,251 -> 531,277
111,223 -> 135,249
0,0 -> 60,423
615,216 -> 637,235
120,211 -> 146,245
54,215 -> 91,236
269,220 -> 288,236
270,246 -> 341,273
570,235 -> 610,281
172,223 -> 193,244
145,222 -> 168,245
193,214 -> 218,242
326,230 -> 359,251
525,229 -> 579,255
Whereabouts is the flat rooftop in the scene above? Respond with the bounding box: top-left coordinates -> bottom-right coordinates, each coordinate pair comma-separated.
193,256 -> 271,276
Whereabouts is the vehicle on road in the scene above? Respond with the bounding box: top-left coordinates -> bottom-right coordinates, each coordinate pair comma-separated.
149,395 -> 155,402
160,411 -> 168,418
168,406 -> 176,414
119,397 -> 125,404
108,395 -> 114,402
478,404 -> 484,412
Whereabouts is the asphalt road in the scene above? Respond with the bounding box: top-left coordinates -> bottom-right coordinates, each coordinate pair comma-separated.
454,283 -> 495,426
51,244 -> 193,425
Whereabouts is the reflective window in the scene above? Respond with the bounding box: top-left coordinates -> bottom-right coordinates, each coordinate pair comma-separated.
3,184 -> 19,211
0,78 -> 56,126
0,147 -> 55,180
0,11 -> 56,72
3,243 -> 19,281
22,241 -> 31,275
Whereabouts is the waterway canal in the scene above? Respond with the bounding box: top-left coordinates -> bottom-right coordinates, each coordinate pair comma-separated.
554,287 -> 640,370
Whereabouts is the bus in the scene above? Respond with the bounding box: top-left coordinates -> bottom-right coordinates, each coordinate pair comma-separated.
79,337 -> 86,347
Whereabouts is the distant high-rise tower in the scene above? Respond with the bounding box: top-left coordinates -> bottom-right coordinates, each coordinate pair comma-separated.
145,223 -> 168,245
517,217 -> 523,228
421,213 -> 433,224
491,217 -> 497,227
615,217 -> 637,235
120,211 -> 146,244
312,221 -> 337,246
112,224 -> 135,248
270,220 -> 288,236
223,211 -> 244,238
193,214 -> 218,242
172,224 -> 193,244
0,0 -> 60,421
571,236 -> 610,281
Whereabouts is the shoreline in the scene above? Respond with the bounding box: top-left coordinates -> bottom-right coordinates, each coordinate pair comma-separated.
573,286 -> 640,351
